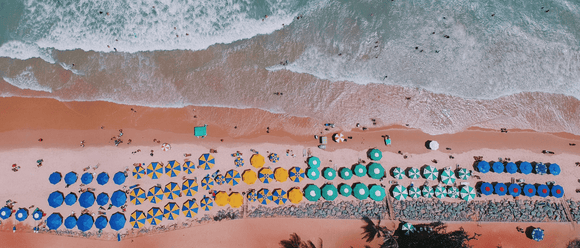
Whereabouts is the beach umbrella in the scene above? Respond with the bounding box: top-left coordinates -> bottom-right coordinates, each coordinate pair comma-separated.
110,212 -> 126,231
0,207 -> 11,220
65,193 -> 77,206
393,167 -> 405,179
551,185 -> 564,198
214,174 -> 225,185
492,162 -> 504,173
47,213 -> 63,230
182,179 -> 198,197
304,185 -> 321,202
163,202 -> 180,220
65,216 -> 77,229
258,168 -> 275,183
506,162 -> 517,174
49,172 -> 62,185
164,182 -> 181,200
448,186 -> 459,199
308,156 -> 321,168
367,163 -> 385,180
225,170 -> 242,186
258,188 -> 274,205
408,168 -> 421,180
422,186 -> 434,198
229,192 -> 244,208
182,199 -> 199,217
251,154 -> 265,169
247,190 -> 258,202
477,161 -> 490,173
274,168 -> 288,182
129,187 -> 146,205
306,168 -> 320,180
535,163 -> 547,175
97,192 -> 109,206
508,184 -> 521,197
480,182 -> 494,196
183,161 -> 195,174
353,183 -> 370,200
215,191 -> 229,207
64,172 -> 78,185
130,210 -> 146,228
369,149 -> 383,161
113,172 -> 126,185
537,185 -> 549,198
353,164 -> 367,177
340,168 -> 353,180
95,216 -> 108,230
369,185 -> 386,201
423,166 -> 438,180
97,172 -> 109,185
201,175 -> 214,190
339,184 -> 352,197
81,172 -> 93,185
323,167 -> 337,180
269,153 -> 280,163
15,208 -> 28,222
408,186 -> 421,199
520,162 -> 533,175
77,214 -> 93,232
495,183 -> 508,196
289,167 -> 306,182
111,190 -> 127,207
165,160 -> 181,177
460,186 -> 476,201
321,184 -> 338,201
242,170 -> 257,185
435,185 -> 447,199
440,169 -> 456,185
457,168 -> 470,180
333,133 -> 345,142
532,228 -> 544,242
200,197 -> 213,211
234,157 -> 244,167
392,185 -> 408,201
147,207 -> 163,225
48,191 -> 64,208
549,163 -> 561,175
428,140 -> 439,150
524,184 -> 536,197
402,222 -> 416,234
132,166 -> 146,179
145,187 -> 163,204
272,189 -> 288,205
199,154 -> 216,170
79,191 -> 96,208
146,162 -> 163,179
288,188 -> 303,204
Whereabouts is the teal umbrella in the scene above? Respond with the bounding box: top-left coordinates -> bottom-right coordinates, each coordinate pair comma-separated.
457,168 -> 471,180
407,168 -> 421,180
353,164 -> 367,177
352,183 -> 369,200
340,168 -> 353,180
321,184 -> 338,201
322,168 -> 337,180
306,168 -> 320,180
460,186 -> 476,201
308,157 -> 321,168
393,167 -> 405,179
447,186 -> 459,199
368,149 -> 382,161
304,185 -> 321,201
408,186 -> 421,199
423,166 -> 438,180
367,163 -> 385,179
440,169 -> 456,185
402,222 -> 416,234
392,185 -> 408,201
422,186 -> 434,198
339,184 -> 352,196
369,185 -> 386,201
435,185 -> 447,199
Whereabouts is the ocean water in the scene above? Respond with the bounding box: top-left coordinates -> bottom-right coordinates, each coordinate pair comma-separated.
1,0 -> 580,135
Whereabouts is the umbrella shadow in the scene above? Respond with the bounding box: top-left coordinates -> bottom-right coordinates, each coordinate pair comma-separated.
420,164 -> 430,178
474,182 -> 484,194
525,226 -> 536,240
424,140 -> 432,149
388,185 -> 398,197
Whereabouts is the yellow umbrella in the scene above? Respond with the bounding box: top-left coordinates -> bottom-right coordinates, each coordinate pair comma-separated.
288,188 -> 303,204
243,170 -> 257,185
215,191 -> 229,207
229,192 -> 243,208
274,168 -> 288,182
250,154 -> 265,169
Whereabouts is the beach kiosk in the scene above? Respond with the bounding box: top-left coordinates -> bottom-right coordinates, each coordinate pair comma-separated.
195,125 -> 207,137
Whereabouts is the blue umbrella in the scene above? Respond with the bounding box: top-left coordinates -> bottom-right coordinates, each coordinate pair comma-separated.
49,172 -> 62,185
0,206 -> 11,220
535,163 -> 547,175
77,214 -> 93,232
477,161 -> 490,173
95,216 -> 108,230
537,185 -> 549,198
97,193 -> 109,206
494,183 -> 507,196
524,184 -> 536,197
113,172 -> 126,185
532,228 -> 544,242
32,209 -> 43,221
551,185 -> 564,198
549,163 -> 560,176
110,212 -> 126,231
46,213 -> 63,230
81,173 -> 93,184
509,184 -> 521,197
111,190 -> 127,207
492,162 -> 504,173
506,162 -> 517,174
15,208 -> 28,221
64,216 -> 77,229
48,191 -> 64,208
520,162 -> 532,175
79,192 -> 95,208
97,172 -> 109,185
480,182 -> 493,196
65,193 -> 77,206
64,172 -> 78,185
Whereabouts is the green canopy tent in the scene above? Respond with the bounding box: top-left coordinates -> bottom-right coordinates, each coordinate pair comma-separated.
304,185 -> 321,202
321,184 -> 338,201
440,169 -> 456,185
340,168 -> 353,180
322,168 -> 337,180
460,186 -> 476,202
408,186 -> 421,199
393,167 -> 405,180
352,183 -> 369,200
392,185 -> 408,201
422,186 -> 434,198
194,125 -> 207,137
457,168 -> 471,180
447,186 -> 459,199
368,149 -> 382,161
369,185 -> 386,201
423,165 -> 439,181
353,164 -> 367,177
435,185 -> 447,199
367,163 -> 385,179
339,184 -> 352,197
407,168 -> 421,180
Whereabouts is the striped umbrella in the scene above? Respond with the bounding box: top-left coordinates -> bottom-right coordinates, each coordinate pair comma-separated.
164,182 -> 181,200
340,168 -> 353,180
393,167 -> 405,179
147,186 -> 164,203
495,183 -> 508,196
225,170 -> 242,186
182,179 -> 198,197
130,210 -> 146,229
132,166 -> 145,179
369,185 -> 386,201
288,188 -> 303,204
457,168 -> 471,180
258,168 -> 274,184
353,183 -> 369,200
460,186 -> 476,201
147,207 -> 163,225
163,202 -> 180,220
423,166 -> 438,180
234,157 -> 244,167
304,185 -> 321,202
201,175 -> 215,190
408,168 -> 421,180
269,153 -> 279,163
242,170 -> 257,185
353,164 -> 367,177
272,189 -> 288,205
492,162 -> 504,173
129,187 -> 146,205
339,184 -> 352,196
306,168 -> 320,180
448,186 -> 459,199
214,174 -> 225,185
289,167 -> 305,182
165,160 -> 181,177
258,189 -> 273,205
182,199 -> 199,218
308,156 -> 321,168
408,186 -> 421,199
422,186 -> 434,198
440,169 -> 456,185
229,192 -> 243,208
247,190 -> 257,202
369,149 -> 382,161
321,184 -> 338,201
274,168 -> 288,182
323,167 -> 337,180
509,184 -> 521,197
198,154 -> 215,170
435,185 -> 447,199
183,161 -> 195,174
200,196 -> 213,211
251,154 -> 265,169
367,163 -> 385,179
551,185 -> 564,198
477,161 -> 490,173
402,222 -> 416,234
392,185 -> 408,201
146,162 -> 163,179
215,191 -> 229,206
480,182 -> 493,196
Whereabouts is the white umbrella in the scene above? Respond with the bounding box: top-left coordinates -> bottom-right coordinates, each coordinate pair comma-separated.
428,141 -> 439,150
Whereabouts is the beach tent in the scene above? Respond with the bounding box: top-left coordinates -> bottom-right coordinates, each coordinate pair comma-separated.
408,185 -> 421,199
508,184 -> 521,197
48,191 -> 64,208
183,161 -> 195,174
369,185 -> 386,201
495,183 -> 508,196
323,167 -> 337,180
402,222 -> 416,234
369,149 -> 383,161
435,185 -> 447,199
367,163 -> 385,179
111,190 -> 127,207
97,193 -> 109,206
77,214 -> 93,232
164,182 -> 181,200
258,188 -> 274,205
321,184 -> 338,201
200,197 -> 214,211
448,186 -> 459,199
524,184 -> 536,197
535,163 -> 547,175
234,157 -> 244,167
477,161 -> 490,173
242,170 -> 257,185
460,186 -> 476,201
32,209 -> 43,221
251,154 -> 265,169
201,175 -> 215,190
353,164 -> 367,177
49,172 -> 62,185
520,162 -> 533,175
457,168 -> 471,180
110,212 -> 126,231
129,188 -> 146,205
393,167 -> 405,179
65,193 -> 77,206
146,162 -> 163,179
199,154 -> 215,170
392,185 -> 408,201
340,168 -> 353,180
288,188 -> 303,204
15,208 -> 28,222
422,186 -> 434,198
247,190 -> 257,202
549,163 -> 561,175
339,184 -> 352,197
130,210 -> 146,228
147,186 -> 164,203
215,192 -> 229,207
95,216 -> 108,230
308,156 -> 321,168
194,125 -> 207,137
353,183 -> 370,200
289,167 -> 305,182
81,172 -> 93,185
65,216 -> 77,229
480,183 -> 493,196
551,185 -> 564,198
408,168 -> 421,180
182,199 -> 199,218
269,153 -> 279,163
79,192 -> 95,208
272,189 -> 288,205
65,172 -> 78,185
440,169 -> 456,185
47,213 -> 63,230
132,166 -> 145,179
304,185 -> 321,202
97,172 -> 109,185
274,168 -> 288,183
182,179 -> 198,197
492,162 -> 504,173
113,172 -> 126,185
215,173 -> 225,186
165,160 -> 181,177
229,192 -> 244,208
147,207 -> 163,225
506,162 -> 518,174
163,202 -> 180,220
306,168 -> 320,180
532,228 -> 544,242
423,165 -> 438,180
258,168 -> 275,183
537,185 -> 549,198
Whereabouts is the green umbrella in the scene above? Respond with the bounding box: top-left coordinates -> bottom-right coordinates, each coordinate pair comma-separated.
392,185 -> 408,201
434,185 -> 447,199
352,183 -> 369,200
369,149 -> 382,161
340,168 -> 353,180
401,222 -> 416,234
393,167 -> 405,179
322,168 -> 337,180
408,186 -> 421,199
447,186 -> 459,199
304,185 -> 321,201
353,164 -> 367,177
321,184 -> 338,201
367,163 -> 385,179
460,186 -> 476,201
306,168 -> 320,180
422,186 -> 434,198
457,168 -> 471,180
369,185 -> 386,201
308,157 -> 321,168
440,169 -> 456,185
407,168 -> 421,180
339,184 -> 352,196
423,166 -> 439,180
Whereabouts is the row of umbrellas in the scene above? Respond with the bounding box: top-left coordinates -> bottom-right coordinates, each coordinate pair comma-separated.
49,171 -> 126,185
0,207 -> 44,222
479,182 -> 564,198
48,190 -> 127,208
129,180 -> 199,205
45,212 -> 126,231
477,161 -> 560,175
393,166 -> 471,182
133,160 -> 196,179
392,185 -> 477,201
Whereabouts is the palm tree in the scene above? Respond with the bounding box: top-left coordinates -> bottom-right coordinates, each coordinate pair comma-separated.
280,233 -> 322,248
361,216 -> 399,248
